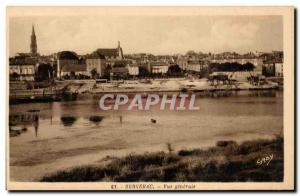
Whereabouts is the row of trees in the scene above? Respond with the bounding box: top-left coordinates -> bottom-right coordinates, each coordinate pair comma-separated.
209,62 -> 255,72
164,62 -> 255,79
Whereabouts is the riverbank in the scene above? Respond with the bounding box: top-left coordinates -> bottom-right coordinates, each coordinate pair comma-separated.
9,78 -> 280,104
41,135 -> 283,182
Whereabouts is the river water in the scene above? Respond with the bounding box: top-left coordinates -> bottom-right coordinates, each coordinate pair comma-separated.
9,90 -> 283,181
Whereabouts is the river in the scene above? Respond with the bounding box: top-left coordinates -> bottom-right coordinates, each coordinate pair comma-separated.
9,90 -> 283,181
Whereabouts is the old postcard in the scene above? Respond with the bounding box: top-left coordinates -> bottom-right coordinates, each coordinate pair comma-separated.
6,6 -> 294,191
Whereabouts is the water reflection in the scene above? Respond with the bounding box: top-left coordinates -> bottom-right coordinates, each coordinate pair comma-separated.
9,111 -> 40,137
60,116 -> 77,126
8,90 -> 283,139
195,90 -> 279,98
119,116 -> 123,124
89,115 -> 104,125
34,120 -> 39,137
248,91 -> 277,97
9,90 -> 284,182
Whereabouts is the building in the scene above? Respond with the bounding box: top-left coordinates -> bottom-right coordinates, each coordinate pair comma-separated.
186,60 -> 208,73
263,59 -> 283,77
111,60 -> 129,79
127,64 -> 139,76
30,25 -> 37,56
9,25 -> 40,81
177,56 -> 189,71
177,56 -> 209,74
57,51 -> 88,78
9,54 -> 36,81
275,62 -> 283,77
60,63 -> 87,79
149,61 -> 169,74
86,52 -> 106,78
86,41 -> 125,79
260,51 -> 283,77
94,41 -> 123,61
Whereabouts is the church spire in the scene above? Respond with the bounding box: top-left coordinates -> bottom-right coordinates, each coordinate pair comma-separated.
117,41 -> 123,59
30,24 -> 37,56
32,25 -> 35,36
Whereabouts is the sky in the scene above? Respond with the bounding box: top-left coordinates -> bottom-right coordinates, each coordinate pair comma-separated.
9,15 -> 283,56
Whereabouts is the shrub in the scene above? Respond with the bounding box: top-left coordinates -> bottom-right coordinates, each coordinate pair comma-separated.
41,136 -> 283,182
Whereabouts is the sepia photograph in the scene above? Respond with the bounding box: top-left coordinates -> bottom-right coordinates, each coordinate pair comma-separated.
6,6 -> 294,191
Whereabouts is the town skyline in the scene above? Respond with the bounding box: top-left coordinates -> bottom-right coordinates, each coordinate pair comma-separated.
7,7 -> 292,189
9,15 -> 283,56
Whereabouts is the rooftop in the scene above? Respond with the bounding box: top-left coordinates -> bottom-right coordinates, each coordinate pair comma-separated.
95,48 -> 119,58
9,56 -> 36,66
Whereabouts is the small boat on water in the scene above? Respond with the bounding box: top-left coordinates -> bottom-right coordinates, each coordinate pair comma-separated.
9,126 -> 24,137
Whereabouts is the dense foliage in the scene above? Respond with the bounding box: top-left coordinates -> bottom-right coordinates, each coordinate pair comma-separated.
209,62 -> 255,72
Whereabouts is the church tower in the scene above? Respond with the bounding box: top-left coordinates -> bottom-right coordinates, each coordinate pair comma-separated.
117,41 -> 123,59
30,25 -> 37,56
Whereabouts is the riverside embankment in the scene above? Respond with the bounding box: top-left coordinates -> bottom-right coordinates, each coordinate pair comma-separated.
9,78 -> 280,104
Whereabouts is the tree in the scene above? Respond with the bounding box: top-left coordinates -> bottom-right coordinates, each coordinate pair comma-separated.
186,50 -> 197,57
70,71 -> 76,79
35,63 -> 53,82
244,62 -> 255,71
63,74 -> 70,80
167,64 -> 182,76
103,64 -> 112,79
138,66 -> 150,77
10,72 -> 19,81
90,68 -> 98,79
208,62 -> 255,72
